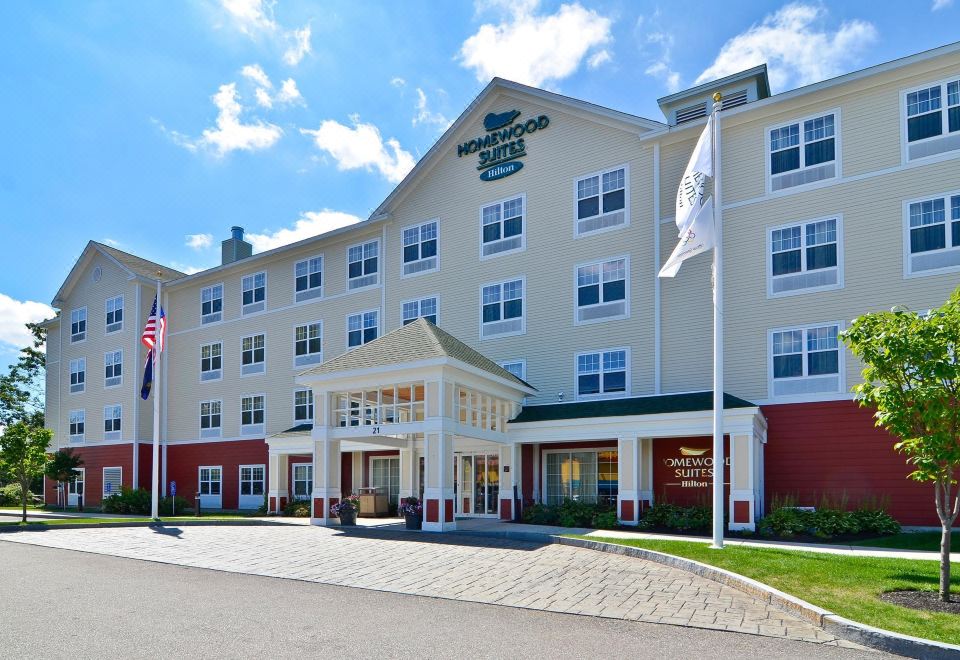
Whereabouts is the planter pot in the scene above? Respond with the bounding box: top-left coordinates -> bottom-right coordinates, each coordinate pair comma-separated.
405,513 -> 423,530
339,509 -> 357,526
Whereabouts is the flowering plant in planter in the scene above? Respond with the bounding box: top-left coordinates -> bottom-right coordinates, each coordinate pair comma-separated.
330,494 -> 361,517
398,497 -> 422,517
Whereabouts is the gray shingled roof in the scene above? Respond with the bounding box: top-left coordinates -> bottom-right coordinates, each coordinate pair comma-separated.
511,391 -> 755,423
268,423 -> 313,439
94,242 -> 184,281
300,318 -> 534,390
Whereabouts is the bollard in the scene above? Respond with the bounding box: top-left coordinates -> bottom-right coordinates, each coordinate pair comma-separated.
194,494 -> 202,517
77,492 -> 83,513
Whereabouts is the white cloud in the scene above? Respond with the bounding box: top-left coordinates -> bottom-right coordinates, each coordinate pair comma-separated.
101,238 -> 122,248
412,88 -> 451,129
695,3 -> 877,91
198,83 -> 284,156
241,63 -> 272,88
185,233 -> 214,250
932,0 -> 953,9
645,60 -> 680,93
283,24 -> 312,65
276,78 -> 303,104
254,87 -> 273,108
301,116 -> 415,184
170,262 -> 211,276
390,77 -> 406,88
219,0 -> 277,34
458,0 -> 613,87
0,293 -> 54,353
587,50 -> 612,69
635,15 -> 682,93
247,210 -> 363,252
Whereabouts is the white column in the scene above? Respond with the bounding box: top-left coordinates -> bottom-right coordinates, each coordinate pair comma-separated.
310,436 -> 342,525
422,431 -> 455,532
398,437 -> 416,500
267,452 -> 289,514
728,432 -> 757,531
531,443 -> 541,503
639,438 -> 654,511
498,443 -> 521,521
617,436 -> 640,525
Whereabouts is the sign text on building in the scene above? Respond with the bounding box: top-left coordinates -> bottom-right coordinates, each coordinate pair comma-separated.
457,109 -> 550,181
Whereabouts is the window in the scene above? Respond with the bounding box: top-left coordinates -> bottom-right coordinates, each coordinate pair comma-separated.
371,457 -> 401,507
348,240 -> 379,289
347,310 -> 378,348
200,342 -> 222,381
103,404 -> 121,440
500,360 -> 526,381
544,450 -> 618,506
104,350 -> 122,387
201,284 -> 223,324
294,389 -> 314,423
239,465 -> 265,506
198,466 -> 222,496
70,307 -> 86,342
69,358 -> 85,394
402,220 -> 438,276
904,78 -> 960,160
294,322 -> 322,367
242,272 -> 266,314
294,256 -> 323,302
292,464 -> 313,500
770,323 -> 842,397
105,296 -> 123,333
240,394 -> 265,434
402,297 -> 437,325
102,467 -> 122,497
768,111 -> 838,191
68,468 -> 84,501
241,334 -> 265,375
200,400 -> 222,439
576,166 -> 628,235
69,410 -> 85,443
577,349 -> 628,399
480,196 -> 525,258
768,217 -> 842,296
481,278 -> 524,339
905,193 -> 960,275
576,257 -> 628,323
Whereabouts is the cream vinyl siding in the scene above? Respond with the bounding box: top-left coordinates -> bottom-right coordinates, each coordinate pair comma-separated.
44,319 -> 61,449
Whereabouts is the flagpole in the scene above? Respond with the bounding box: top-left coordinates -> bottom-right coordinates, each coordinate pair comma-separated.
710,92 -> 724,550
151,275 -> 161,520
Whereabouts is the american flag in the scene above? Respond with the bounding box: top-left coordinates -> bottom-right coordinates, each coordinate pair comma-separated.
141,296 -> 167,354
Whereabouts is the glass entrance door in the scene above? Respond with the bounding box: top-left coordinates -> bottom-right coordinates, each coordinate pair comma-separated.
457,453 -> 499,516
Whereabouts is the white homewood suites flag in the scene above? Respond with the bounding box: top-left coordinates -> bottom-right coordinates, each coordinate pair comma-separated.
660,114 -> 716,278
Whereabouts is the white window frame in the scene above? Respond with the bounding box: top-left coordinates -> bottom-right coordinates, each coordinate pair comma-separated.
102,467 -> 122,498
764,108 -> 841,194
573,255 -> 630,325
294,254 -> 324,303
238,464 -> 265,507
198,465 -> 223,507
573,163 -> 630,237
499,359 -> 526,381
479,276 -> 526,340
766,215 -> 844,298
199,399 -> 223,439
293,388 -> 314,424
401,219 -> 439,278
903,189 -> 960,278
69,409 -> 85,443
201,283 -> 224,324
575,348 -> 631,400
901,75 -> 960,163
104,349 -> 123,388
241,271 -> 267,315
292,463 -> 313,500
540,446 -> 618,506
105,295 -> 123,333
369,456 -> 401,506
346,309 -> 379,349
767,321 -> 845,401
103,404 -> 122,440
401,296 -> 439,326
69,357 -> 86,394
70,307 -> 87,343
479,193 -> 526,260
347,239 -> 380,290
293,321 -> 323,368
240,333 -> 266,376
240,394 -> 266,436
200,341 -> 223,382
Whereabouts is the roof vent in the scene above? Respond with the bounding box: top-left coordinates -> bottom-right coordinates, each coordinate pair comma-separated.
721,89 -> 749,111
222,226 -> 253,265
676,102 -> 707,125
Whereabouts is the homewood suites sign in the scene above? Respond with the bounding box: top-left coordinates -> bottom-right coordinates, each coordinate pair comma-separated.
457,109 -> 550,181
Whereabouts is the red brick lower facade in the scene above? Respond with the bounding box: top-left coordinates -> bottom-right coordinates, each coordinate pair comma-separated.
44,443 -> 134,508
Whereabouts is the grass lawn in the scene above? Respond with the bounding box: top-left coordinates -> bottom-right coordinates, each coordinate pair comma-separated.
0,515 -> 254,526
848,531 -> 958,552
576,535 -> 960,645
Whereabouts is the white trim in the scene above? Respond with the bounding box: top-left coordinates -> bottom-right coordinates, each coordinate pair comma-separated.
479,275 -> 526,340
400,295 -> 440,326
68,408 -> 85,444
574,347 -> 632,401
293,387 -> 315,425
479,192 -> 527,260
240,332 -> 266,377
104,294 -> 124,334
498,359 -> 526,382
240,270 -> 268,316
69,306 -> 87,343
764,107 -> 842,195
765,214 -> 845,298
199,339 -> 224,383
540,445 -> 618,506
102,466 -> 122,498
293,253 -> 324,304
900,73 -> 960,164
238,463 -> 266,509
239,393 -> 266,437
200,282 -> 225,326
346,308 -> 380,350
902,188 -> 960,278
400,218 -> 440,278
346,238 -> 381,291
292,320 -> 324,369
69,357 -> 86,394
103,348 -> 123,389
573,254 -> 631,325
103,403 -> 122,441
653,142 -> 661,394
767,320 -> 846,402
199,399 -> 223,439
197,465 -> 223,509
572,162 -> 631,238
292,462 -> 313,500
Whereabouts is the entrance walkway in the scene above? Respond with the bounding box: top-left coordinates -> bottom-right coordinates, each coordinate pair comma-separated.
1,526 -> 857,647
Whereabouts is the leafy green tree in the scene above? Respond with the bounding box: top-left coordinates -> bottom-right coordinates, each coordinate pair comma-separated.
0,321 -> 47,429
842,289 -> 960,602
0,422 -> 52,522
44,448 -> 83,510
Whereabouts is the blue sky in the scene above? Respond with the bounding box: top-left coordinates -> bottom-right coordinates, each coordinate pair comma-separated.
0,0 -> 958,368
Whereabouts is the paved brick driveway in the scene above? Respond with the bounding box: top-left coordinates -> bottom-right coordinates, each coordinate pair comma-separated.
1,526 -> 857,647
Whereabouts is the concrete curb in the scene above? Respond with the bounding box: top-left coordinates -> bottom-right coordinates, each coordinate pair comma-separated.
0,519 -> 290,532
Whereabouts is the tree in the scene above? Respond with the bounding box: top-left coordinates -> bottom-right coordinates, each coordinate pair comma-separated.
0,423 -> 52,522
842,288 -> 960,602
0,321 -> 47,429
44,448 -> 83,511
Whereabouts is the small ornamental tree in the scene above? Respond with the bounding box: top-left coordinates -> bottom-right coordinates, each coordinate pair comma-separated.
0,423 -> 52,523
842,288 -> 960,602
44,448 -> 83,510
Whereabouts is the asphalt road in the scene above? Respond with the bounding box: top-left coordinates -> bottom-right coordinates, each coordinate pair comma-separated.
1,542 -> 888,659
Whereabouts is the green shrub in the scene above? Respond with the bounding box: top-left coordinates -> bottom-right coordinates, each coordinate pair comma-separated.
1,483 -> 32,506
158,495 -> 190,516
757,506 -> 813,537
758,504 -> 901,539
592,510 -> 619,529
852,508 -> 901,535
520,500 -> 615,528
521,503 -> 560,525
640,503 -> 713,532
810,508 -> 860,538
284,498 -> 311,517
101,487 -> 152,514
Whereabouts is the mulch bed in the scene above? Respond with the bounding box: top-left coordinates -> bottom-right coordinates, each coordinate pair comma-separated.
881,590 -> 960,615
